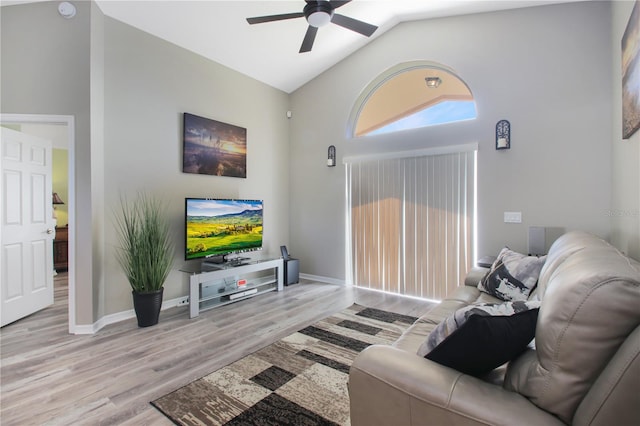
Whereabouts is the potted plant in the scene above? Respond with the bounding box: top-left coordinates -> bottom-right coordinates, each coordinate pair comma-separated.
114,193 -> 174,327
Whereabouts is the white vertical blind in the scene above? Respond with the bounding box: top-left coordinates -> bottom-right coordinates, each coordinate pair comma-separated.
346,149 -> 476,300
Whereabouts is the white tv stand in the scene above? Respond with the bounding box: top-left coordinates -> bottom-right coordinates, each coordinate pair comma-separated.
180,257 -> 284,318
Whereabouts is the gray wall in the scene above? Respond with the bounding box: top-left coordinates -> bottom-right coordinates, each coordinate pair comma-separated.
100,17 -> 290,314
1,1 -> 94,325
611,0 -> 640,260
2,0 -> 637,325
1,1 -> 290,320
289,1 -> 615,281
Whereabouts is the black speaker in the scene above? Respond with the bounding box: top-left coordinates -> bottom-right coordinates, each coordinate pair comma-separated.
280,245 -> 299,285
528,227 -> 546,256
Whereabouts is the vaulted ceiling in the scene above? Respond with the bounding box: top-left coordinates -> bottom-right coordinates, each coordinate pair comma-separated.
3,0 -> 578,93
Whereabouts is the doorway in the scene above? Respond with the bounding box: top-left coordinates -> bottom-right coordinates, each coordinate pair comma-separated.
0,114 -> 76,333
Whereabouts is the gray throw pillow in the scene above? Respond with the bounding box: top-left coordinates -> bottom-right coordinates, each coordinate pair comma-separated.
477,247 -> 546,301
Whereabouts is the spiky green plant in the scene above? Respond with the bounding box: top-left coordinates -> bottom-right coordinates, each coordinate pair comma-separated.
114,194 -> 174,293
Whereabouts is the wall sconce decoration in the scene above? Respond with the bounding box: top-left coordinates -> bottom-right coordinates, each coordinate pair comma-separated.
496,119 -> 511,150
425,76 -> 442,88
327,145 -> 336,167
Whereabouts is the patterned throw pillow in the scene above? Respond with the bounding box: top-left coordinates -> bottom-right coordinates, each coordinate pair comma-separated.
478,247 -> 546,301
417,301 -> 540,376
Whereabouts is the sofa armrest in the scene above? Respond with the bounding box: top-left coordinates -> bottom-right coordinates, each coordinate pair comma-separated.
477,255 -> 496,268
464,266 -> 489,287
349,345 -> 564,426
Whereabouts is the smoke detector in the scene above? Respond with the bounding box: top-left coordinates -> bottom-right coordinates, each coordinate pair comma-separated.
58,2 -> 76,19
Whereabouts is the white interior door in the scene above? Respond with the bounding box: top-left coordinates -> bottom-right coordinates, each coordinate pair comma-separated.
1,127 -> 55,327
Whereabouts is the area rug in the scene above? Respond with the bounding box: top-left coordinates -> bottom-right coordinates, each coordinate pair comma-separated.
151,304 -> 418,425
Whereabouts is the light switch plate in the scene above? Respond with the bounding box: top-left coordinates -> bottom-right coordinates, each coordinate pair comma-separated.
504,211 -> 522,223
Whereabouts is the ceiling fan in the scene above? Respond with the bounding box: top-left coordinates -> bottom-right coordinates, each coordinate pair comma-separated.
246,0 -> 378,53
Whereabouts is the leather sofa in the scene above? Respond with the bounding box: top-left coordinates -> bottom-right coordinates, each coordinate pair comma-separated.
348,231 -> 640,425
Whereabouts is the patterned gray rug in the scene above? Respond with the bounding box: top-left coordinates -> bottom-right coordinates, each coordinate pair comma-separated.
151,304 -> 418,425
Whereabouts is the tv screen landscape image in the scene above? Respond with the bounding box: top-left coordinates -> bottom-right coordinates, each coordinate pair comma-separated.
185,198 -> 263,260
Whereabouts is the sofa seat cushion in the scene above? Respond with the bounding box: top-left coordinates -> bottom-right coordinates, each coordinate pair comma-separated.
476,291 -> 506,304
393,320 -> 438,352
478,247 -> 546,301
394,285 -> 501,353
393,299 -> 467,352
444,285 -> 484,305
418,299 -> 471,325
417,301 -> 540,376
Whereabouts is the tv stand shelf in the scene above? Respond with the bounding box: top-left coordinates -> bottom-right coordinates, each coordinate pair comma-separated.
180,257 -> 284,318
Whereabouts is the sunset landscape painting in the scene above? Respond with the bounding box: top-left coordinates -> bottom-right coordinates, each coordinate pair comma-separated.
622,1 -> 640,139
183,113 -> 247,178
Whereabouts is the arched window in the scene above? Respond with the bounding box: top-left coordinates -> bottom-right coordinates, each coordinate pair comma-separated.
350,62 -> 476,137
346,62 -> 477,300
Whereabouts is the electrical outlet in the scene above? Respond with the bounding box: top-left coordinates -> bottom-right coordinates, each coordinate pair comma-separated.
504,211 -> 522,223
177,297 -> 189,306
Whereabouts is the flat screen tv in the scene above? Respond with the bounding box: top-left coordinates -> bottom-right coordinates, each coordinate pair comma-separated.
185,198 -> 263,261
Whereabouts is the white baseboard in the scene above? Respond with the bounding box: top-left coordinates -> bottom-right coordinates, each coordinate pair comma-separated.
72,276 -> 346,334
299,273 -> 346,286
70,295 -> 187,335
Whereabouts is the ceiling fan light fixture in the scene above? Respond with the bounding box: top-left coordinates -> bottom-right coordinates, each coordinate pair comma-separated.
247,0 -> 377,53
308,11 -> 331,27
304,1 -> 333,28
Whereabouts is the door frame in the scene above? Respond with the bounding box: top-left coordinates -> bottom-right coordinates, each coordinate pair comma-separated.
1,114 -> 76,333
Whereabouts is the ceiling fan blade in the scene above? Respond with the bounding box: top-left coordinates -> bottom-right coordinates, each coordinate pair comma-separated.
330,1 -> 352,9
247,12 -> 304,25
299,25 -> 318,53
331,13 -> 377,37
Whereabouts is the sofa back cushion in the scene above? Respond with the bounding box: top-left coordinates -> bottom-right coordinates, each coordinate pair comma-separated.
535,231 -> 609,299
504,236 -> 640,423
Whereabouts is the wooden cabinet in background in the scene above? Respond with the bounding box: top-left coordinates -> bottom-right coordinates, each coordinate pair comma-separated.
54,226 -> 68,271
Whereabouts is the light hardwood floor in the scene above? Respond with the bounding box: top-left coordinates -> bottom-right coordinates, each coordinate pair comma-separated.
0,273 -> 434,425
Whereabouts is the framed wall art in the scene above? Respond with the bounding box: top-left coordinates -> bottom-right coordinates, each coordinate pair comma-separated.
182,112 -> 247,178
622,0 -> 640,139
